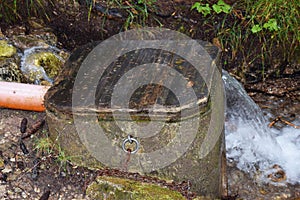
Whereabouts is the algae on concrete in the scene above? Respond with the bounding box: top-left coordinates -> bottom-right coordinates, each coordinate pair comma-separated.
86,176 -> 185,200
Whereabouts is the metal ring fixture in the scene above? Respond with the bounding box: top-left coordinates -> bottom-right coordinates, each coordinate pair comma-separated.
122,135 -> 139,154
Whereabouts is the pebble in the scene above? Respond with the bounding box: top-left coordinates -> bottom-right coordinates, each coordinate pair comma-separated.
34,186 -> 41,193
7,189 -> 13,195
0,185 -> 6,194
14,187 -> 23,193
21,192 -> 28,198
2,165 -> 12,173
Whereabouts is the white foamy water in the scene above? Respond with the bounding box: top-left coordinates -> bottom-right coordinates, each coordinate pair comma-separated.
223,70 -> 300,184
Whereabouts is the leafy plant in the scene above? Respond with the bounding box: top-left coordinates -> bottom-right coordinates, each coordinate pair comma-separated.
263,18 -> 279,31
251,18 -> 279,33
212,0 -> 231,14
251,24 -> 262,33
192,0 -> 231,16
246,0 -> 299,62
192,0 -> 299,78
191,2 -> 211,17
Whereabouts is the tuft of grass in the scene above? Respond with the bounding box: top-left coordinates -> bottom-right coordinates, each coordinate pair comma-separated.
245,0 -> 300,62
33,130 -> 76,173
192,0 -> 299,79
55,145 -> 74,172
115,0 -> 158,30
0,0 -> 51,23
94,0 -> 157,30
34,136 -> 53,155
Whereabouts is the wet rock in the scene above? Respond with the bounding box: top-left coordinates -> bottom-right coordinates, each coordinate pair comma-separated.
20,47 -> 68,85
11,35 -> 49,50
2,165 -> 12,173
0,39 -> 23,82
0,57 -> 24,82
7,18 -> 57,50
28,18 -> 58,46
86,176 -> 186,200
0,40 -> 17,57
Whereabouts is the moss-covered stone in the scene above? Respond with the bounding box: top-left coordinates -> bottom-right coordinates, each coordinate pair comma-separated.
0,40 -> 16,58
0,58 -> 23,82
86,176 -> 185,200
21,49 -> 66,85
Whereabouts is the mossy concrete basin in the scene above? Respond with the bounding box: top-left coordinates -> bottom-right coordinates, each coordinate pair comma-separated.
44,37 -> 226,198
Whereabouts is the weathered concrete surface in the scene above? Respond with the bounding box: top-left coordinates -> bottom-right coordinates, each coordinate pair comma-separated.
45,39 -> 225,198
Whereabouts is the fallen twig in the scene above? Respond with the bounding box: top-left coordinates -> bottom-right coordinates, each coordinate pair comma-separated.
21,116 -> 46,139
269,116 -> 300,129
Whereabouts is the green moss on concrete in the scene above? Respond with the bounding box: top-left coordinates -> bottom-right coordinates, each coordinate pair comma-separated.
86,176 -> 185,200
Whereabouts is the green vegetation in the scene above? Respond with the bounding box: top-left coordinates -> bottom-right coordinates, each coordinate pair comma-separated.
87,176 -> 186,200
192,0 -> 299,78
0,0 -> 51,22
34,131 -> 75,172
191,0 -> 231,16
246,0 -> 300,62
34,135 -> 53,154
191,2 -> 211,17
102,0 -> 158,30
1,0 -> 298,78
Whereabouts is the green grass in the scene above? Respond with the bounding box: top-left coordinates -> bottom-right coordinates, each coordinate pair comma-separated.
0,0 -> 51,23
103,0 -> 158,30
192,0 -> 299,79
245,0 -> 300,62
33,130 -> 76,172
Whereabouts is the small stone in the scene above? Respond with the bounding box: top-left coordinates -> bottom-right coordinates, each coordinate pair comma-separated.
34,186 -> 40,193
0,40 -> 17,57
259,189 -> 267,195
60,171 -> 66,177
40,163 -> 45,170
14,187 -> 22,193
7,190 -> 13,195
21,192 -> 27,198
2,165 -> 12,173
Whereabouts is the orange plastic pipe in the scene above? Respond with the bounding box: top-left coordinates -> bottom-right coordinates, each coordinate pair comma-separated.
0,82 -> 50,112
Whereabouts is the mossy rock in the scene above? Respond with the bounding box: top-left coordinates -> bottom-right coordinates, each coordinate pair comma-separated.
21,47 -> 67,85
0,40 -> 17,58
86,176 -> 186,200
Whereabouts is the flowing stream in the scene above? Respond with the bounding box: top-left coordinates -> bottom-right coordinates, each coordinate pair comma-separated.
223,70 -> 300,184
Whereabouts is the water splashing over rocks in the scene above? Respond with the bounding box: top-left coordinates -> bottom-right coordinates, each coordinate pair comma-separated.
223,70 -> 300,184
